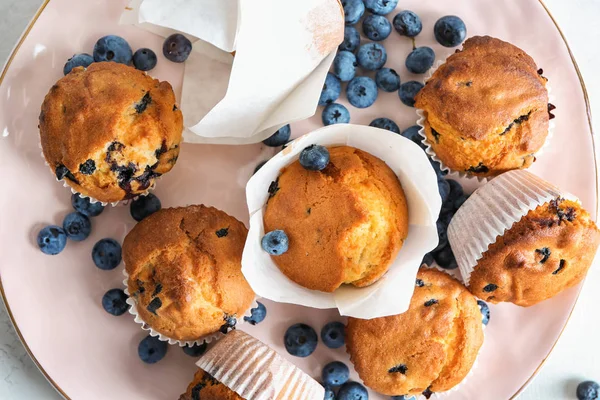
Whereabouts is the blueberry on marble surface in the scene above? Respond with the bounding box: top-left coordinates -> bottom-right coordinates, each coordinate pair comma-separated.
321,321 -> 346,349
356,43 -> 387,71
337,382 -> 368,400
342,0 -> 365,25
333,51 -> 358,82
434,246 -> 458,270
339,26 -> 361,53
138,335 -> 168,364
434,16 -> 467,47
393,10 -> 422,37
369,118 -> 400,134
347,76 -> 378,109
130,193 -> 162,222
71,193 -> 105,217
375,68 -> 400,92
163,33 -> 192,63
300,145 -> 330,171
322,361 -> 350,387
182,342 -> 208,357
401,125 -> 426,150
324,386 -> 336,400
37,225 -> 67,255
364,0 -> 398,15
63,212 -> 92,241
319,73 -> 342,106
262,230 -> 289,255
406,47 -> 435,74
92,238 -> 122,270
398,81 -> 423,107
322,103 -> 351,126
284,323 -> 318,357
93,35 -> 133,64
263,125 -> 291,147
244,301 -> 267,325
362,14 -> 392,41
133,48 -> 158,71
577,380 -> 600,400
63,53 -> 94,75
101,288 -> 129,316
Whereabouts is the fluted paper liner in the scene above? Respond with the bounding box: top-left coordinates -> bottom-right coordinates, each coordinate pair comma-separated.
195,330 -> 324,400
448,170 -> 577,286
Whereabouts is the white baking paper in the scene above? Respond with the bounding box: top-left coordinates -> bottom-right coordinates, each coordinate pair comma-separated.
242,124 -> 442,319
121,0 -> 344,144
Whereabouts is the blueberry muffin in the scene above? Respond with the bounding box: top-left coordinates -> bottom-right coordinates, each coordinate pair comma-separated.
469,198 -> 600,306
415,36 -> 552,177
263,146 -> 409,292
346,268 -> 484,397
123,205 -> 255,341
179,369 -> 243,400
39,62 -> 183,203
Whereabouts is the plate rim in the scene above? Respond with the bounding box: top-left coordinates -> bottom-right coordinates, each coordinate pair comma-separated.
0,0 -> 596,399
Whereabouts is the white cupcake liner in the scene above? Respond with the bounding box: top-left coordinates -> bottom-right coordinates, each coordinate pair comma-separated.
416,60 -> 555,182
122,269 -> 257,347
447,170 -> 577,286
195,330 -> 324,400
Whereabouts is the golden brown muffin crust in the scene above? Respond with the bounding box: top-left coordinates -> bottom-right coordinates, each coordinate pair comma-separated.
123,205 -> 255,341
415,36 -> 550,176
39,62 -> 183,203
346,268 -> 483,397
263,146 -> 409,292
179,369 -> 244,400
470,198 -> 600,306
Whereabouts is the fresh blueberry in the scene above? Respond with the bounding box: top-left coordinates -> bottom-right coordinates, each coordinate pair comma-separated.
393,10 -> 422,37
320,73 -> 342,106
138,335 -> 168,364
375,68 -> 400,92
477,300 -> 490,326
262,230 -> 289,255
433,246 -> 458,270
356,43 -> 387,71
438,178 -> 450,203
324,386 -> 336,400
37,226 -> 67,255
333,51 -> 357,82
392,396 -> 416,400
370,118 -> 400,134
362,15 -> 392,42
93,35 -> 133,64
244,301 -> 267,325
364,0 -> 398,15
182,342 -> 208,357
577,380 -> 600,400
447,180 -> 464,200
300,145 -> 330,171
338,382 -> 368,400
163,33 -> 192,63
101,288 -> 129,316
340,26 -> 361,53
421,253 -> 434,267
398,81 -> 424,107
434,219 -> 449,253
62,212 -> 92,242
454,194 -> 469,210
263,125 -> 291,147
92,238 -> 122,270
347,76 -> 378,109
254,160 -> 268,174
322,103 -> 351,126
321,321 -> 346,349
130,193 -> 162,222
71,193 -> 105,217
342,0 -> 365,25
132,48 -> 157,71
284,323 -> 318,357
430,159 -> 447,178
434,16 -> 467,48
63,53 -> 94,75
401,125 -> 426,150
406,47 -> 435,74
322,361 -> 350,387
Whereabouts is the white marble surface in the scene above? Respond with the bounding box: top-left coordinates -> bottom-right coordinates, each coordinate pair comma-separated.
1,0 -> 599,399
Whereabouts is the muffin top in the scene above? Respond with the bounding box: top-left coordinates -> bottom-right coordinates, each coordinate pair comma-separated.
179,369 -> 243,400
415,36 -> 550,176
39,62 -> 183,203
263,146 -> 409,292
123,205 -> 255,341
470,198 -> 600,306
346,268 -> 484,397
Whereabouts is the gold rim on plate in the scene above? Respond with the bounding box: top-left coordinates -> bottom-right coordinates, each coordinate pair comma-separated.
0,0 -> 597,399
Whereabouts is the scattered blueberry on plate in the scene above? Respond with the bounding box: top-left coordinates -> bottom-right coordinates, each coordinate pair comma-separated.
333,51 -> 357,82
71,193 -> 105,217
347,76 -> 378,109
263,125 -> 292,147
393,10 -> 422,37
254,160 -> 268,174
101,288 -> 129,316
93,35 -> 133,64
244,301 -> 267,325
362,15 -> 392,41
63,53 -> 94,75
577,380 -> 600,400
340,26 -> 361,53
63,212 -> 92,242
375,68 -> 400,92
322,361 -> 350,387
182,342 -> 208,357
477,300 -> 490,326
132,48 -> 157,71
284,323 -> 318,357
138,335 -> 168,364
401,125 -> 426,150
364,0 -> 398,15
163,33 -> 192,63
322,103 -> 351,126
300,144 -> 330,171
262,230 -> 289,255
319,73 -> 342,106
37,225 -> 67,255
342,0 -> 365,25
92,238 -> 122,270
398,81 -> 424,107
434,16 -> 467,47
130,193 -> 162,222
357,43 -> 387,71
369,118 -> 400,134
433,245 -> 458,270
337,381 -> 368,400
321,321 -> 346,349
406,47 -> 435,74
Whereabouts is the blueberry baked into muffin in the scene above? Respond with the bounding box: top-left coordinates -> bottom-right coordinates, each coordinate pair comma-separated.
346,268 -> 484,398
39,62 -> 183,203
415,36 -> 553,177
263,145 -> 409,292
179,369 -> 243,400
469,198 -> 600,307
123,205 -> 255,341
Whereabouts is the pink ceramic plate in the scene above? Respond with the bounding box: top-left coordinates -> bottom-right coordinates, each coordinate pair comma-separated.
0,0 -> 596,399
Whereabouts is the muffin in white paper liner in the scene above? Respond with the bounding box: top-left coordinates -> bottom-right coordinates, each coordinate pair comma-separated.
416,60 -> 555,182
242,124 -> 442,319
195,330 -> 324,400
447,170 -> 576,286
122,269 -> 257,347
